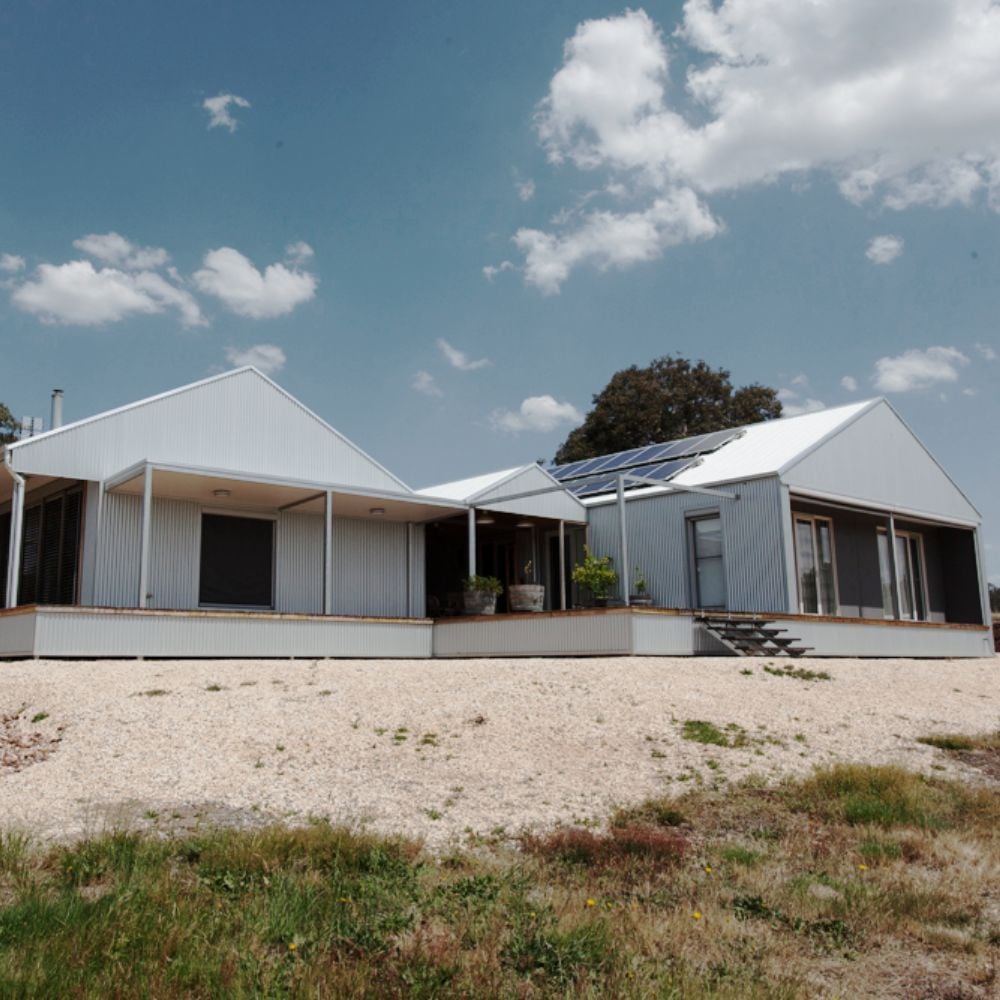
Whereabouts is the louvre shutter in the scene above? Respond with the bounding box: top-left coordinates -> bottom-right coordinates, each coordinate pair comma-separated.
38,495 -> 64,604
59,490 -> 82,604
19,505 -> 41,604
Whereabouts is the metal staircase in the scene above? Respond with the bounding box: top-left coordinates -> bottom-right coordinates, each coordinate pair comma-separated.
696,615 -> 812,657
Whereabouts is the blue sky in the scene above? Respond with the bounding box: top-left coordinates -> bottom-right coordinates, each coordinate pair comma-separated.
2,1 -> 1000,578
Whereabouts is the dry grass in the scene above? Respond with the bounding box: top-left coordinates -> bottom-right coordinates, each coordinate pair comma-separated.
0,763 -> 997,998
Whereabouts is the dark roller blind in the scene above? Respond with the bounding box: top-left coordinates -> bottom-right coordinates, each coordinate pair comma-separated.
199,514 -> 274,608
59,490 -> 82,604
18,505 -> 41,604
38,495 -> 64,604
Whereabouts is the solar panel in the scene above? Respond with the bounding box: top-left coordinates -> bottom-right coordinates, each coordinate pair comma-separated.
550,427 -> 743,483
568,476 -> 620,497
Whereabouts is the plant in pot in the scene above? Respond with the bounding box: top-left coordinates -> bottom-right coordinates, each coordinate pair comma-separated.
571,547 -> 618,607
509,560 -> 545,613
630,566 -> 653,607
462,575 -> 503,615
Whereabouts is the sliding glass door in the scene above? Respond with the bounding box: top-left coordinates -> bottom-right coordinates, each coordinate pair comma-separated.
877,528 -> 927,620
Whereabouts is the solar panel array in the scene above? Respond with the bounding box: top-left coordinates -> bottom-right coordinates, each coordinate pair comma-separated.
549,427 -> 742,498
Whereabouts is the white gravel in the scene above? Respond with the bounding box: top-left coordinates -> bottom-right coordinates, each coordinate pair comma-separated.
1,655 -> 997,849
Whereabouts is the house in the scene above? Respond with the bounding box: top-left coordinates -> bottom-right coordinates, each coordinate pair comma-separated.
0,369 -> 992,658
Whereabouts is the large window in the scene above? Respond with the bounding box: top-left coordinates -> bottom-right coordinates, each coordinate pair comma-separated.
199,513 -> 274,608
690,515 -> 726,609
794,515 -> 837,615
877,527 -> 927,621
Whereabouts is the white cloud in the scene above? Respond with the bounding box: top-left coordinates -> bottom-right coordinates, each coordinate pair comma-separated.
866,235 -> 905,265
203,93 -> 251,132
225,343 -> 286,376
193,247 -> 317,319
11,259 -> 204,327
872,346 -> 969,392
73,232 -> 170,271
962,387 -> 978,396
411,370 -> 442,397
777,386 -> 825,417
975,341 -> 997,361
491,395 -> 584,433
285,241 -> 314,265
517,3 -> 1000,289
0,253 -> 25,273
482,260 -> 515,282
517,178 -> 536,202
840,375 -> 859,392
436,337 -> 490,371
514,190 -> 721,294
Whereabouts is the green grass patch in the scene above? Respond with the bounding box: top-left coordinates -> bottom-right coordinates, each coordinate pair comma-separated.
762,664 -> 832,682
918,731 -> 1000,752
682,720 -> 730,747
1,765 -> 997,997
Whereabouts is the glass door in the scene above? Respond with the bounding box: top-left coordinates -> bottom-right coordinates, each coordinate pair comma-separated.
878,528 -> 927,620
794,515 -> 837,615
691,516 -> 726,609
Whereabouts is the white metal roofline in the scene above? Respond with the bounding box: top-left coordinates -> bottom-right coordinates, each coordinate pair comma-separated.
467,463 -> 588,512
788,487 -> 980,529
104,460 -> 467,511
6,366 -> 413,494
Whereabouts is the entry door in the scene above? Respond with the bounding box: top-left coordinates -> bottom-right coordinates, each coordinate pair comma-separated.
794,515 -> 837,615
691,516 -> 726,609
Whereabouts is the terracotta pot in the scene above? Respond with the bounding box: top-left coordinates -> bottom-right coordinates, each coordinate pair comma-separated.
462,590 -> 497,615
509,584 -> 545,612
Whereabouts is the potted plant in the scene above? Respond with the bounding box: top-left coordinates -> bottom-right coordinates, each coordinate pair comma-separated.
462,575 -> 503,615
571,547 -> 618,607
509,560 -> 545,613
630,566 -> 653,607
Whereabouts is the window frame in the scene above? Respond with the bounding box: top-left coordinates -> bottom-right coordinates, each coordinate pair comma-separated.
197,508 -> 277,611
686,510 -> 727,610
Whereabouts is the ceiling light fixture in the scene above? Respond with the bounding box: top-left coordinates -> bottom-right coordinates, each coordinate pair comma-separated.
212,489 -> 231,498
369,506 -> 386,516
476,514 -> 495,525
516,520 -> 533,529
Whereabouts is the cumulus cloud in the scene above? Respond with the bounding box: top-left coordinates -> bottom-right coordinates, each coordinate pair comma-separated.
482,260 -> 515,282
866,235 -> 905,265
411,370 -> 442,397
491,395 -> 584,433
0,253 -> 25,273
193,247 -> 317,319
73,232 -> 170,270
872,346 -> 969,392
777,382 -> 826,417
225,343 -> 286,376
436,337 -> 490,371
517,178 -> 536,201
514,2 -> 1000,289
203,93 -> 251,132
11,259 -> 204,327
840,375 -> 859,392
975,341 -> 997,361
514,190 -> 720,294
285,241 -> 314,265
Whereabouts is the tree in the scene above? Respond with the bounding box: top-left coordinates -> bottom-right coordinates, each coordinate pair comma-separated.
0,402 -> 18,446
554,355 -> 782,464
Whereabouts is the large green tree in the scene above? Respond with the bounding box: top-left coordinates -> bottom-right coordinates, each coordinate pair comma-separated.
0,402 -> 19,446
554,355 -> 782,464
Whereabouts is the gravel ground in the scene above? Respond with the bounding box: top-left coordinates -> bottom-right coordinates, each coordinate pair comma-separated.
1,655 -> 997,849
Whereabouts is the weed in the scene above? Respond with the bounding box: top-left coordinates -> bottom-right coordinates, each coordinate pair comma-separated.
763,664 -> 832,682
418,733 -> 439,747
740,668 -> 754,676
682,720 -> 730,747
29,712 -> 48,724
205,683 -> 224,692
719,845 -> 763,866
918,731 -> 1000,752
138,689 -> 169,697
319,690 -> 332,696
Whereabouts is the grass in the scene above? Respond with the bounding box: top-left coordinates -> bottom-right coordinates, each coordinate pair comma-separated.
917,731 -> 1000,753
0,766 -> 997,998
29,712 -> 49,724
762,663 -> 832,682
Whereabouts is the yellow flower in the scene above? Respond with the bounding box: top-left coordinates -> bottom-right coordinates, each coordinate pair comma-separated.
288,942 -> 297,952
703,865 -> 712,874
529,911 -> 536,918
692,911 -> 702,920
586,898 -> 596,907
858,864 -> 867,871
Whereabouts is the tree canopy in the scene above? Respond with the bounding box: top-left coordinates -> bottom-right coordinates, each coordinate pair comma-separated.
0,402 -> 19,446
554,355 -> 782,465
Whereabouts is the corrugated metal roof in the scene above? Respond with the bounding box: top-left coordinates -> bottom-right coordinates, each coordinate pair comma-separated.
417,467 -> 526,501
580,400 -> 878,505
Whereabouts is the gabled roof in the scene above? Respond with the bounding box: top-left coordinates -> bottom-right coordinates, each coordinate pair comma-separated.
6,367 -> 410,494
417,467 -> 526,502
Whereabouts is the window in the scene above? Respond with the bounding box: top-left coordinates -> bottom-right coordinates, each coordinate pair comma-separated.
690,514 -> 725,609
877,527 -> 927,621
794,515 -> 837,615
199,513 -> 274,608
13,488 -> 83,606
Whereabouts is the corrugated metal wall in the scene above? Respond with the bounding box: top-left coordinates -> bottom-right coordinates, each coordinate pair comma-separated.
587,476 -> 789,613
91,495 -> 423,617
10,368 -> 406,493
